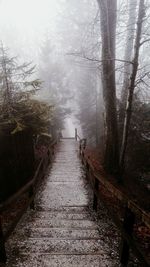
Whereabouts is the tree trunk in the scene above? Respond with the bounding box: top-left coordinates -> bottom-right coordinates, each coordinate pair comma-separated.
97,0 -> 119,173
120,0 -> 145,170
121,0 -> 138,106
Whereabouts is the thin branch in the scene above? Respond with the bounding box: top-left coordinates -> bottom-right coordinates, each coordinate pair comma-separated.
140,37 -> 150,46
67,52 -> 133,65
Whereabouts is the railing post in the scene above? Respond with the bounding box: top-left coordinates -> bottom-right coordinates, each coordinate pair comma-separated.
86,163 -> 89,179
48,149 -> 51,164
75,128 -> 77,141
79,140 -> 82,155
0,216 -> 7,263
52,144 -> 55,156
83,138 -> 87,149
29,186 -> 35,210
93,178 -> 99,212
120,207 -> 135,266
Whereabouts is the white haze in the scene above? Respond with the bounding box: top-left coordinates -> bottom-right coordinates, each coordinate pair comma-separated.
0,0 -> 149,138
0,0 -> 67,62
0,0 -> 90,136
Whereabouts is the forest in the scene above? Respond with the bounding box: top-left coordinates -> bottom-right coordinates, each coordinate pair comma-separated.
0,0 -> 149,266
0,0 -> 149,191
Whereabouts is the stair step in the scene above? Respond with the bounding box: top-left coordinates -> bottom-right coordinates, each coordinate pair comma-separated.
35,206 -> 90,213
37,254 -> 111,267
7,254 -> 111,267
8,239 -> 105,254
13,228 -> 100,239
36,195 -> 88,208
26,211 -> 92,220
5,140 -> 118,266
19,218 -> 97,229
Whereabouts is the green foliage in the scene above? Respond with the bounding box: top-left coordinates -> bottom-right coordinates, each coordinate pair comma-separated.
0,45 -> 53,136
0,98 -> 53,135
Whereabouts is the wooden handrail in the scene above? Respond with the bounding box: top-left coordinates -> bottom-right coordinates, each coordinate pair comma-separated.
75,128 -> 83,141
77,134 -> 81,140
0,138 -> 57,212
78,139 -> 150,266
80,147 -> 150,229
0,140 -> 56,208
0,158 -> 43,212
0,139 -> 57,263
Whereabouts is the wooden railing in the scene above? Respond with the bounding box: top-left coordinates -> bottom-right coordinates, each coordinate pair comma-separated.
0,140 -> 57,263
77,132 -> 149,267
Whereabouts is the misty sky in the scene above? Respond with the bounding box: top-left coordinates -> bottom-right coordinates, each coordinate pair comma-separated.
0,0 -> 149,137
0,0 -> 68,62
0,0 -> 149,100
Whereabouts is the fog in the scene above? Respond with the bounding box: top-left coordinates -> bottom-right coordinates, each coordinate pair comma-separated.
0,0 -> 67,61
0,0 -> 89,136
0,0 -> 149,141
0,2 -> 149,265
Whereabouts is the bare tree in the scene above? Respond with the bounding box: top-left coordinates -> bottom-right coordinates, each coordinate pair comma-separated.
97,0 -> 119,173
121,0 -> 138,106
120,0 -> 146,170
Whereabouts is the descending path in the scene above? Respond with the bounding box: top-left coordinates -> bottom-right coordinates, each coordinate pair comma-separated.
5,139 -> 120,267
